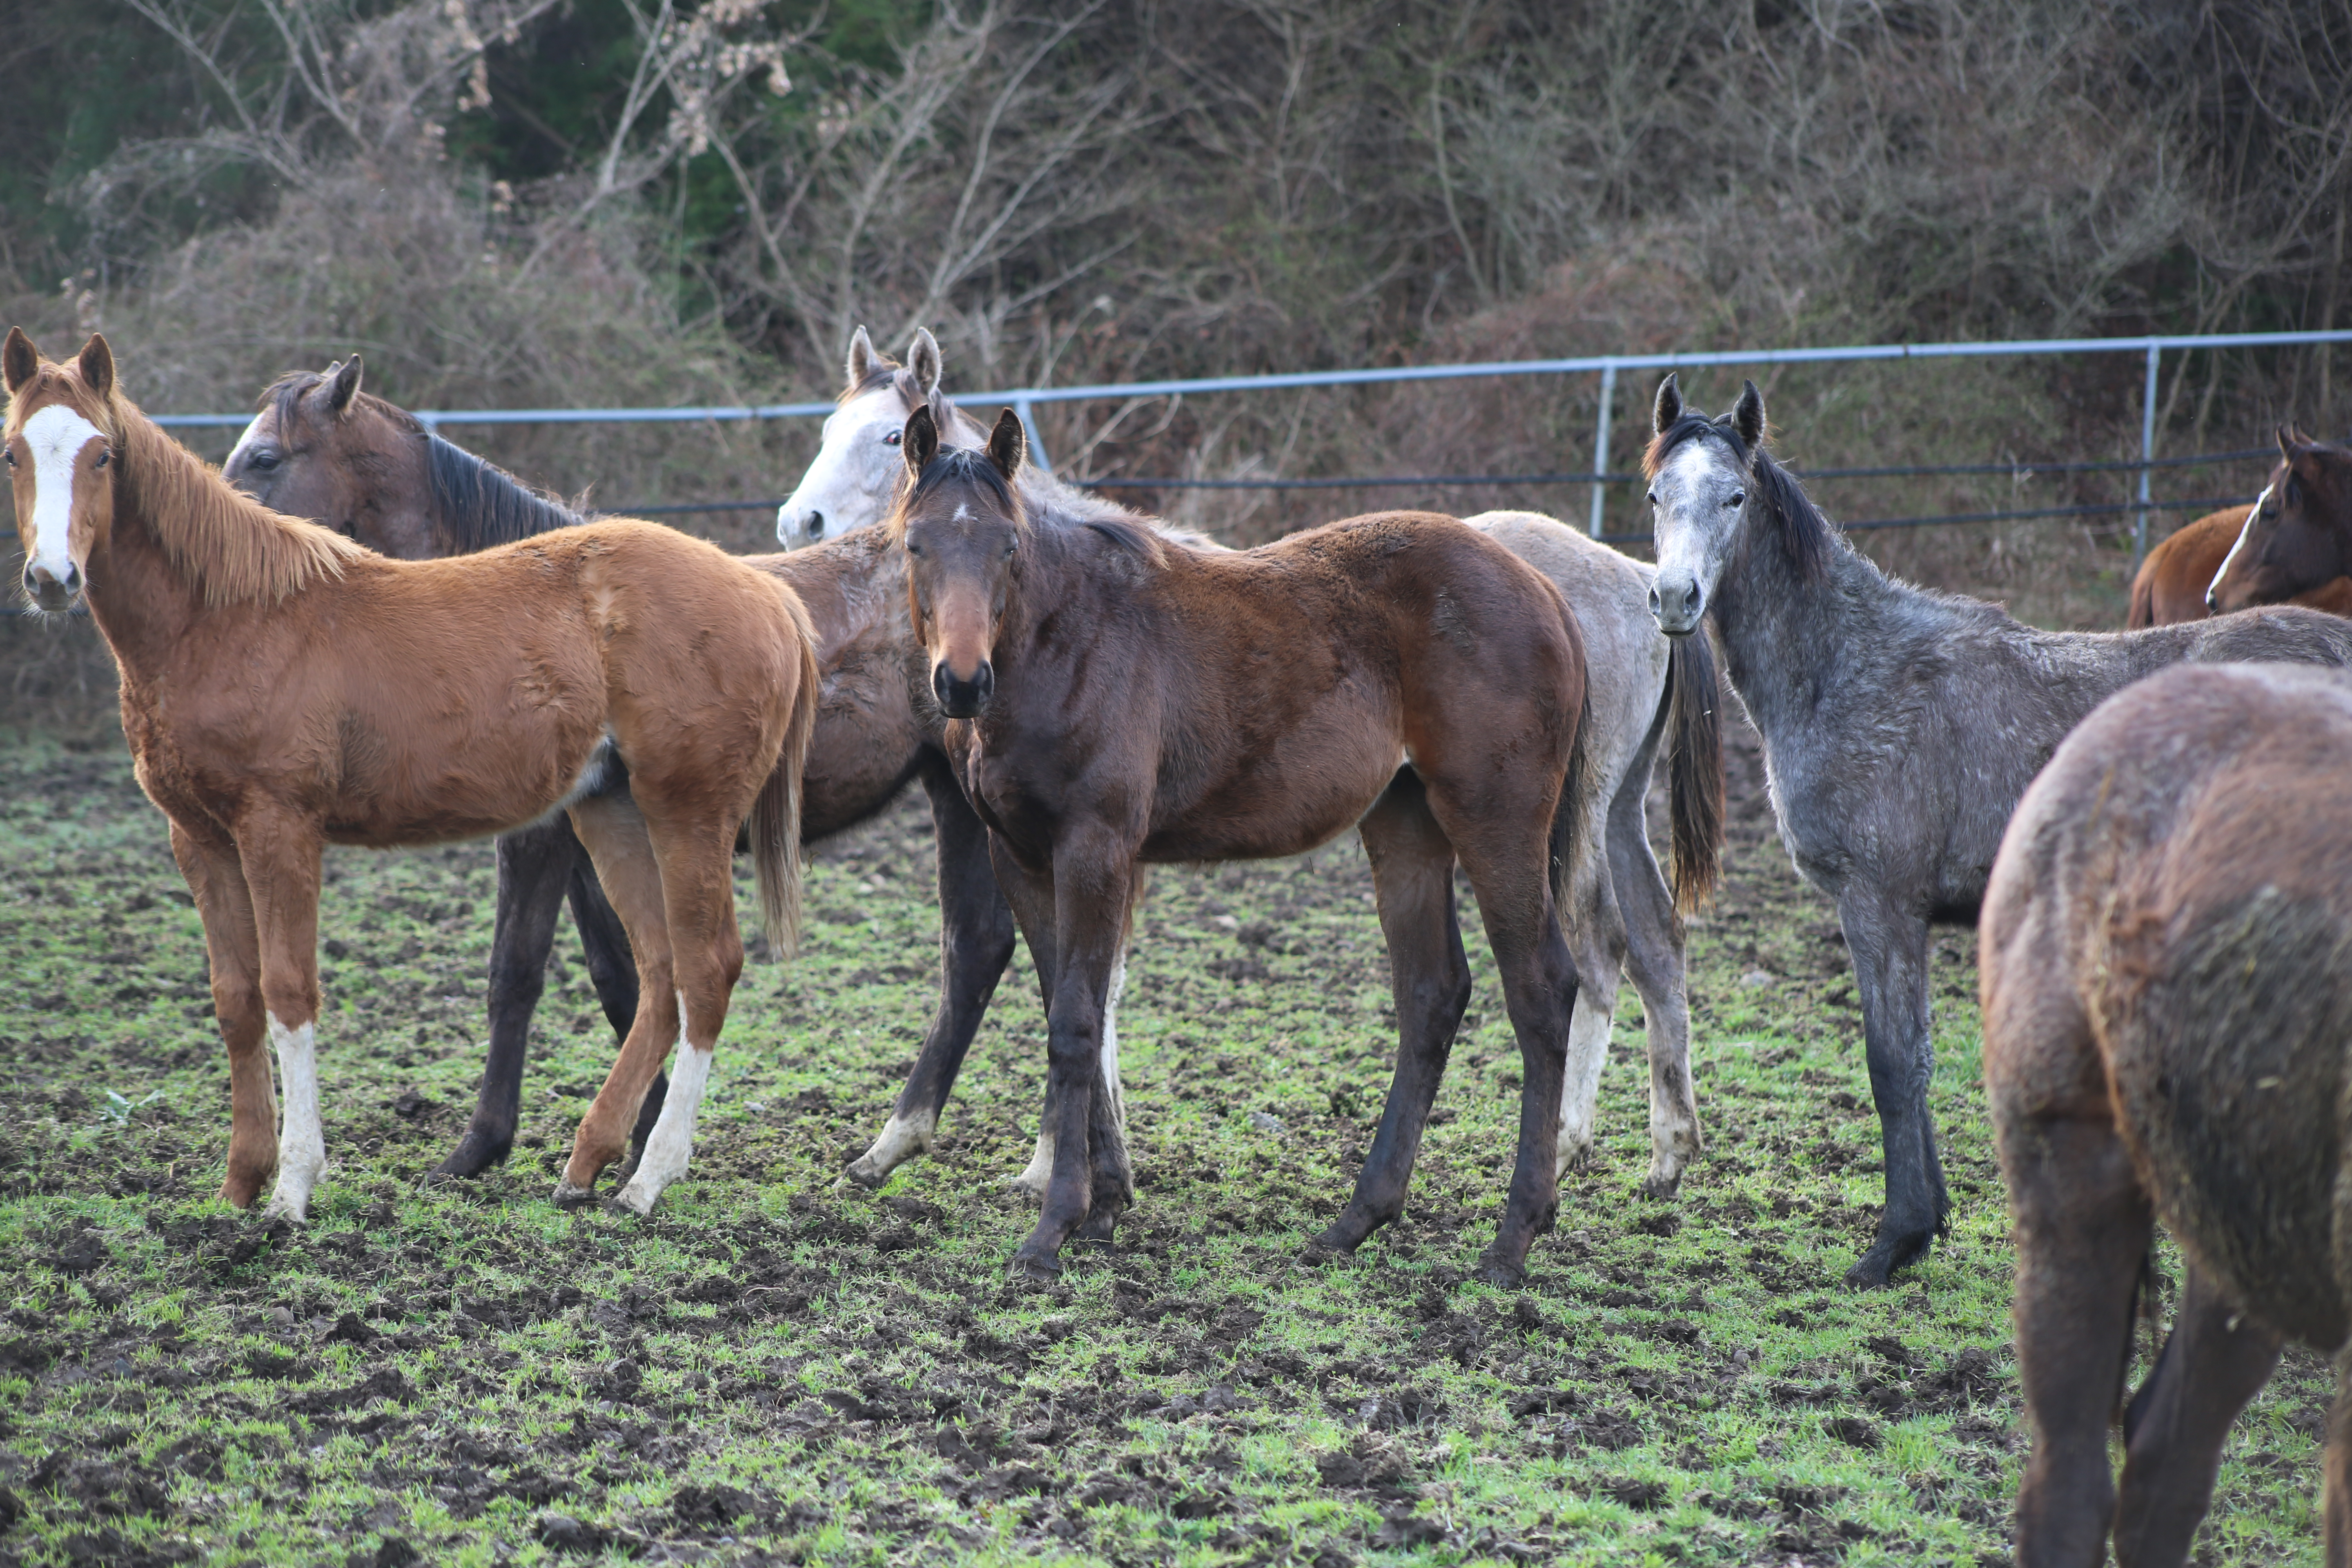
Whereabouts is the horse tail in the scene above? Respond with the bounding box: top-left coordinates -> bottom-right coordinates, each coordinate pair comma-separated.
1664,630 -> 1725,914
751,595 -> 822,959
1548,676 -> 1601,940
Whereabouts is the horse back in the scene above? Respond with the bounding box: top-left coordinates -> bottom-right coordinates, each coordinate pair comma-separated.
1993,664 -> 2352,1347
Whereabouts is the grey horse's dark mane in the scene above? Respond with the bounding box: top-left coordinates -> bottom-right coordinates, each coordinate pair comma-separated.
1646,413 -> 1831,584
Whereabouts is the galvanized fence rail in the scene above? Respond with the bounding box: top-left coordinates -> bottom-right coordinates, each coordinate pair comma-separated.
149,327 -> 2352,561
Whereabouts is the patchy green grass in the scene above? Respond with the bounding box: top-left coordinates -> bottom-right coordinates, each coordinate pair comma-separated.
0,722 -> 2331,1568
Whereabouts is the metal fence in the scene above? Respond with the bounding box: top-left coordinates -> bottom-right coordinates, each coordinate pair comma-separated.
153,327 -> 2352,562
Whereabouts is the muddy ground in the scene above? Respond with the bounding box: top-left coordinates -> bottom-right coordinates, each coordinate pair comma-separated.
0,716 -> 2333,1567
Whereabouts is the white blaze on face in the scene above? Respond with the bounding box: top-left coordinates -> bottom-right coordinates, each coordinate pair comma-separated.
20,404 -> 104,586
776,383 -> 915,548
224,408 -> 271,474
264,1012 -> 326,1221
2209,484 -> 2271,604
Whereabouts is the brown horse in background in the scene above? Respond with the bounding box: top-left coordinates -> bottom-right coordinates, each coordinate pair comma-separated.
4,328 -> 819,1220
895,404 -> 1591,1285
2126,428 -> 2352,625
2207,429 -> 2352,615
1983,662 -> 2352,1566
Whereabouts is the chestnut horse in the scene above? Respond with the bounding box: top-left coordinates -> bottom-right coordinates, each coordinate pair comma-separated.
2125,428 -> 2352,625
1984,662 -> 2352,1565
2206,429 -> 2352,615
3,329 -> 820,1220
895,404 -> 1590,1284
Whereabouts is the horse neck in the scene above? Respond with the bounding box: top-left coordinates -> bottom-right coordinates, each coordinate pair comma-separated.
80,492 -> 206,678
423,435 -> 583,555
1706,515 -> 1891,742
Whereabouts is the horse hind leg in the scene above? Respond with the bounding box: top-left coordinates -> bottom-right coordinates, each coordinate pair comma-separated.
557,792 -> 680,1207
2111,1260 -> 2283,1565
1607,775 -> 1702,1197
1314,773 -> 1470,1259
233,811 -> 330,1221
611,808 -> 746,1215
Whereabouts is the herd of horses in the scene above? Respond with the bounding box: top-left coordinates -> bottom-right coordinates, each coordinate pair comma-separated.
11,321 -> 2352,1562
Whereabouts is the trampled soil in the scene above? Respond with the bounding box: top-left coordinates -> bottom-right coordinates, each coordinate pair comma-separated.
0,716 -> 2334,1566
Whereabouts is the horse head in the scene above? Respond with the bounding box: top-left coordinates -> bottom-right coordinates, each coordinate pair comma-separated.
777,325 -> 960,549
2207,427 -> 2352,614
224,357 -> 439,558
3,327 -> 121,612
892,403 -> 1027,718
1644,373 -> 1767,636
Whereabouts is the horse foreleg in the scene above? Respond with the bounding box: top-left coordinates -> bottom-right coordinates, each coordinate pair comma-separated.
436,819 -> 579,1181
1316,774 -> 1471,1259
557,793 -> 678,1207
847,763 -> 1018,1188
2112,1261 -> 2282,1566
1008,834 -> 1129,1281
234,812 -> 329,1222
1608,773 -> 1702,1196
989,837 -> 1065,1201
1074,939 -> 1136,1244
170,822 -> 275,1208
1839,891 -> 1947,1287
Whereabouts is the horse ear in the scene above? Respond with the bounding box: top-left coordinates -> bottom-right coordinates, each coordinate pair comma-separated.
77,335 -> 114,400
1728,380 -> 1765,451
846,325 -> 880,392
1652,373 -> 1683,435
987,408 -> 1025,481
2,327 -> 38,395
902,403 -> 939,478
2280,423 -> 2304,461
327,354 -> 364,416
908,328 -> 943,400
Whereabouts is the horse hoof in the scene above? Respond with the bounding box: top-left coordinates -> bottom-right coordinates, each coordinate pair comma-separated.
1639,1169 -> 1684,1201
258,1198 -> 309,1225
1009,1246 -> 1062,1284
1842,1234 -> 1930,1290
1476,1250 -> 1529,1290
842,1158 -> 888,1191
552,1180 -> 597,1209
1301,1230 -> 1355,1265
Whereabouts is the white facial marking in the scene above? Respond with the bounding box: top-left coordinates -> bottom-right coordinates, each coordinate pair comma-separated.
224,409 -> 270,474
777,382 -> 910,548
952,503 -> 972,522
20,404 -> 104,586
615,1037 -> 711,1214
2209,484 -> 2270,603
263,1013 -> 326,1221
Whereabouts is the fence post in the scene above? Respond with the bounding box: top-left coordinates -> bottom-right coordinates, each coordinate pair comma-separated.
1014,395 -> 1052,475
2133,343 -> 2160,568
1588,360 -> 1618,538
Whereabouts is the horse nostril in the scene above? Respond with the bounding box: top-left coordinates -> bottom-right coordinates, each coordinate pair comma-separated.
974,662 -> 993,702
808,511 -> 824,541
1647,585 -> 1662,617
62,564 -> 80,593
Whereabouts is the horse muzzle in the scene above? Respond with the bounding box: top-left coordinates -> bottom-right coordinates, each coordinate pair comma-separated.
1649,573 -> 1704,637
932,659 -> 995,719
24,560 -> 81,612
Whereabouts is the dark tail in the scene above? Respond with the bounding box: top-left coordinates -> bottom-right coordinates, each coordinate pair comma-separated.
1548,678 -> 1600,934
750,601 -> 822,958
1664,631 -> 1725,914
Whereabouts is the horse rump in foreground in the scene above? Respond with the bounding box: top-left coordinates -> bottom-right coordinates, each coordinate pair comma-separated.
2125,426 -> 2352,626
2,327 -> 819,1220
1642,372 -> 2352,1285
895,403 -> 1590,1285
1984,663 -> 2352,1566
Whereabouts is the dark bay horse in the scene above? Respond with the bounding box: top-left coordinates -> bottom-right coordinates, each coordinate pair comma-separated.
4,329 -> 820,1219
1642,373 -> 2352,1286
895,405 -> 1590,1284
783,333 -> 1724,1202
1983,662 -> 2352,1566
2125,427 -> 2352,625
2206,429 -> 2352,615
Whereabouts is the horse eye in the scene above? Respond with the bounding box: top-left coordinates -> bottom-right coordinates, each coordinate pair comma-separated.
93,449 -> 110,470
1644,491 -> 1657,507
249,450 -> 278,470
1726,491 -> 1744,508
884,430 -> 902,446
906,540 -> 924,557
2,450 -> 14,468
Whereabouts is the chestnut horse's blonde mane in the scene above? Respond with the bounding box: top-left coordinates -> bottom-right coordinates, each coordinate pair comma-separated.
112,381 -> 368,606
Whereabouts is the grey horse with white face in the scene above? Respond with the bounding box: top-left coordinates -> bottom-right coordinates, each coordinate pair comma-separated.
1643,372 -> 2352,1287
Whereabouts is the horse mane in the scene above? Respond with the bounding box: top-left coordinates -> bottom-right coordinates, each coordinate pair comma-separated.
423,434 -> 585,550
115,388 -> 366,606
1644,413 -> 1832,583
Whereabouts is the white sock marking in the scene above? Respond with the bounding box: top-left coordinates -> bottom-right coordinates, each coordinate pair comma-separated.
853,1107 -> 938,1181
617,1038 -> 710,1214
1555,979 -> 1619,1179
264,1013 -> 325,1220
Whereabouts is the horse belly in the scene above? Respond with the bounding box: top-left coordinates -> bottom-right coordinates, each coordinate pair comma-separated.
1141,720 -> 1402,863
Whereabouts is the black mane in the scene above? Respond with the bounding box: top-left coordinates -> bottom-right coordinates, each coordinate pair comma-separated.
424,434 -> 584,553
1645,412 -> 1833,583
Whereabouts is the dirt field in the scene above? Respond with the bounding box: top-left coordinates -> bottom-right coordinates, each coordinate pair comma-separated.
0,713 -> 2334,1567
